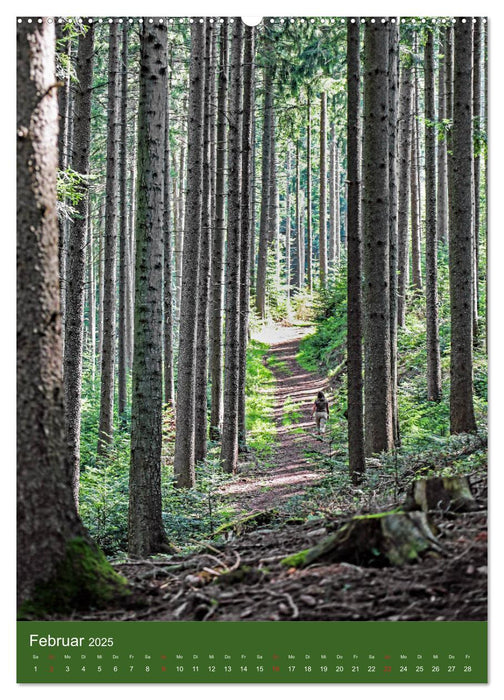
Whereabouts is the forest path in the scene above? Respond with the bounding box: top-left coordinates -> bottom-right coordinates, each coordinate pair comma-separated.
220,324 -> 331,514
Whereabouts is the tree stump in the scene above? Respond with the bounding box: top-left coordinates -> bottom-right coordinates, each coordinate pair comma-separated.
282,511 -> 441,568
405,475 -> 478,513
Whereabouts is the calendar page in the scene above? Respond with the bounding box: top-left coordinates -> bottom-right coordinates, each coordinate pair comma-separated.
16,13 -> 488,684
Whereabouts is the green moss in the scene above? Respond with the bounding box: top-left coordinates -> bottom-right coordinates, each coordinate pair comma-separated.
18,537 -> 129,618
352,509 -> 402,520
281,548 -> 310,568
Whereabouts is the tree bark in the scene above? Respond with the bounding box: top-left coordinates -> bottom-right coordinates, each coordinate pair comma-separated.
209,19 -> 228,441
97,21 -> 120,454
363,19 -> 393,456
87,197 -> 96,387
128,19 -> 169,557
328,124 -> 336,269
397,61 -> 413,329
255,64 -> 274,318
437,27 -> 449,246
17,18 -> 125,613
319,91 -> 327,288
346,18 -> 365,483
388,19 -> 400,445
285,146 -> 292,297
306,93 -> 313,291
425,29 -> 442,402
411,37 -> 423,293
295,140 -> 304,288
220,18 -> 243,474
64,22 -> 95,503
173,20 -> 206,488
449,18 -> 477,435
163,53 -> 174,408
118,22 -> 129,422
238,25 -> 255,449
194,21 -> 215,462
473,19 -> 482,338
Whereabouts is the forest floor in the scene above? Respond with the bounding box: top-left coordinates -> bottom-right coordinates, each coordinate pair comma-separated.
43,324 -> 487,623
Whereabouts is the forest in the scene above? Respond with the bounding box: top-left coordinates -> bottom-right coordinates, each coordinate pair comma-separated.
17,15 -> 487,622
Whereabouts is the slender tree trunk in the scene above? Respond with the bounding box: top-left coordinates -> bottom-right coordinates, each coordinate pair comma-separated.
424,30 -> 442,402
363,19 -> 393,456
87,197 -> 96,387
445,24 -> 454,247
270,110 -> 280,285
255,64 -> 274,318
295,140 -> 303,288
173,20 -> 206,488
411,35 -> 423,292
328,124 -> 336,269
437,27 -> 449,245
450,18 -> 477,435
397,62 -> 413,328
220,18 -> 243,474
473,19 -> 482,338
128,19 -> 169,557
388,19 -> 400,445
97,200 -> 105,365
118,22 -> 129,422
335,143 -> 341,262
97,22 -> 120,454
209,19 -> 228,441
346,18 -> 365,483
126,127 -> 136,371
306,94 -> 313,291
176,138 -> 186,316
238,25 -> 255,449
285,146 -> 291,298
319,91 -> 327,288
63,22 -> 94,505
163,60 -> 174,408
194,21 -> 215,462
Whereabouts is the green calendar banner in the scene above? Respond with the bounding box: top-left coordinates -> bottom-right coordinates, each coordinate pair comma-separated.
17,621 -> 487,683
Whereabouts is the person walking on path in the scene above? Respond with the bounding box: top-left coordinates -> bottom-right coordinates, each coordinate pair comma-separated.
312,391 -> 330,434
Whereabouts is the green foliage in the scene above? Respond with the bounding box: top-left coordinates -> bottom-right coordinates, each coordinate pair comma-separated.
246,340 -> 277,458
57,167 -> 90,220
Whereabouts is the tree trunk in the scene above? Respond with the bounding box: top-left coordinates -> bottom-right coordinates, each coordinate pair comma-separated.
238,25 -> 255,449
437,27 -> 449,246
269,109 -> 280,285
126,122 -> 137,370
97,22 -> 120,455
118,22 -> 129,422
295,140 -> 304,288
176,137 -> 186,317
306,94 -> 313,291
285,146 -> 291,298
255,64 -> 274,318
450,18 -> 477,435
97,200 -> 105,365
220,18 -> 243,474
363,19 -> 393,456
194,21 -> 215,463
163,57 -> 174,407
397,62 -> 413,329
388,19 -> 400,445
473,19 -> 482,338
209,19 -> 228,441
57,29 -> 72,353
411,33 -> 423,292
424,30 -> 442,402
319,91 -> 327,288
346,18 -> 365,483
87,197 -> 96,387
64,22 -> 94,503
128,19 -> 170,558
17,18 -> 126,614
328,124 -> 336,269
173,20 -> 206,488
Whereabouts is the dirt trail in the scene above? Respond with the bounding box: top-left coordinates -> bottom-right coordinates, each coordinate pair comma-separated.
221,324 -> 331,513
